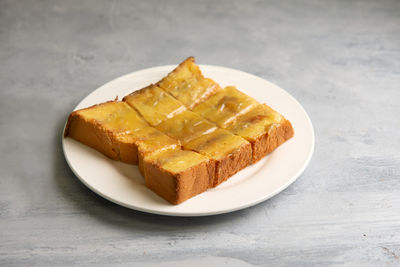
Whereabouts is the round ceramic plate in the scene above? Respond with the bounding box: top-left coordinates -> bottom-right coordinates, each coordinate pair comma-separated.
62,64 -> 314,216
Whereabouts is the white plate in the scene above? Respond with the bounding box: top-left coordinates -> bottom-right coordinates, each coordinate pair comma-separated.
62,65 -> 314,216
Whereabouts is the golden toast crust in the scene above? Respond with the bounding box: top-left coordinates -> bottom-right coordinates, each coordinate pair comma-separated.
252,119 -> 294,163
212,141 -> 252,186
65,106 -> 139,164
142,152 -> 215,204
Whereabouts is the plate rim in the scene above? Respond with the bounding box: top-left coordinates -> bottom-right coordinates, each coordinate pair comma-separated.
62,64 -> 315,216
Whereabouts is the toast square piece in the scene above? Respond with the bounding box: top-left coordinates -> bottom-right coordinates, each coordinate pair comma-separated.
156,57 -> 220,109
192,86 -> 259,128
155,110 -> 218,145
227,104 -> 294,162
64,101 -> 180,164
184,129 -> 252,186
141,149 -> 215,204
123,85 -> 186,126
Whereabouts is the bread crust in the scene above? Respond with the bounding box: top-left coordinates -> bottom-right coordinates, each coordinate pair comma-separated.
64,109 -> 139,164
142,154 -> 215,204
64,100 -> 116,137
211,142 -> 252,187
252,119 -> 294,163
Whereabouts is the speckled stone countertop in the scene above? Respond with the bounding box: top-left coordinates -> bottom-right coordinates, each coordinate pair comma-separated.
1,0 -> 399,266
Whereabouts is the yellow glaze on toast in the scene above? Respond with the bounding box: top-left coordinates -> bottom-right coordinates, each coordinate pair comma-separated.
123,85 -> 186,126
65,101 -> 180,164
155,110 -> 217,144
226,104 -> 284,142
144,149 -> 210,174
157,57 -> 220,109
192,86 -> 259,128
184,128 -> 248,161
141,148 -> 215,204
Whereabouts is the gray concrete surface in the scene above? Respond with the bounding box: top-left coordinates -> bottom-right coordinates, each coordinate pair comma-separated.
1,0 -> 400,266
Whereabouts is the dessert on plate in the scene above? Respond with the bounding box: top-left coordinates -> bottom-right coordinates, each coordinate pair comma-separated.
64,57 -> 294,204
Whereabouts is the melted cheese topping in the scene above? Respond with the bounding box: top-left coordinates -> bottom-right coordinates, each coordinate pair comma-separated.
145,149 -> 209,174
227,104 -> 284,141
124,85 -> 186,126
78,101 -> 180,153
184,129 -> 249,160
193,86 -> 259,128
155,110 -> 217,144
157,59 -> 220,109
79,102 -> 147,133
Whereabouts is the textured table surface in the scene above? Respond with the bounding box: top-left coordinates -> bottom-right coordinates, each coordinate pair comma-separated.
1,0 -> 399,266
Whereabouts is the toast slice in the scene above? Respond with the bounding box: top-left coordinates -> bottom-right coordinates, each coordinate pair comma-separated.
123,85 -> 186,126
64,101 -> 180,164
140,149 -> 215,204
155,110 -> 218,145
226,104 -> 294,162
156,57 -> 220,109
184,128 -> 252,186
192,86 -> 259,128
